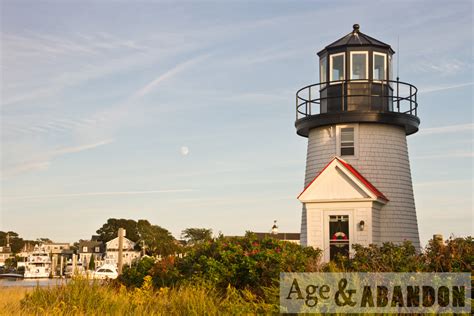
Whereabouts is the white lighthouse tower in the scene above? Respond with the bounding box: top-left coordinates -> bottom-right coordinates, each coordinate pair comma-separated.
296,24 -> 420,262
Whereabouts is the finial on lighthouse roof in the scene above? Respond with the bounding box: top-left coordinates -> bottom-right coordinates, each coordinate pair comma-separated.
353,24 -> 360,33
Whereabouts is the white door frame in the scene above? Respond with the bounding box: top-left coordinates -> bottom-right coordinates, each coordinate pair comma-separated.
323,209 -> 355,262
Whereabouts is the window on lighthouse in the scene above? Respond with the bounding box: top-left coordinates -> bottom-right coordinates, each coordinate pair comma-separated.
340,127 -> 355,156
320,55 -> 327,88
373,52 -> 387,81
350,51 -> 368,80
330,53 -> 345,83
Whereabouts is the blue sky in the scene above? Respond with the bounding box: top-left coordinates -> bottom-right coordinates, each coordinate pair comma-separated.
1,1 -> 472,245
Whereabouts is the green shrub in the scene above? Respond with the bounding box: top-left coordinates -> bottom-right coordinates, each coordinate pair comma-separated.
158,234 -> 321,296
119,256 -> 156,288
120,234 -> 321,298
423,236 -> 473,272
329,241 -> 423,272
326,236 -> 473,273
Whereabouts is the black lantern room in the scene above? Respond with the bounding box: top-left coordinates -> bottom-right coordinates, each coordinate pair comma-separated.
295,24 -> 419,137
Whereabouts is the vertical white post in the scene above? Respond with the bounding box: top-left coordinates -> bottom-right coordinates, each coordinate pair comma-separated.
118,228 -> 124,275
52,255 -> 58,277
60,256 -> 64,277
72,254 -> 77,276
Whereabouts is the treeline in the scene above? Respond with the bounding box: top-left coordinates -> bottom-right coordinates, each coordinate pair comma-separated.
0,231 -> 47,253
94,218 -> 212,256
1,218 -> 213,258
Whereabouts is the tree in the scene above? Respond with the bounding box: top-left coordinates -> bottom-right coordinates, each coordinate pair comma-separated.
96,218 -> 141,242
181,228 -> 213,245
0,231 -> 35,254
89,255 -> 95,270
37,237 -> 53,244
137,220 -> 177,256
95,218 -> 178,256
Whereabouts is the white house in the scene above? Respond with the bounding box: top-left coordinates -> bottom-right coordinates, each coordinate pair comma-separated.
43,242 -> 70,255
0,246 -> 13,267
105,237 -> 140,266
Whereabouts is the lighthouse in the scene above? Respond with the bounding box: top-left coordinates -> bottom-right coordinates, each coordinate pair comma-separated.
296,24 -> 420,262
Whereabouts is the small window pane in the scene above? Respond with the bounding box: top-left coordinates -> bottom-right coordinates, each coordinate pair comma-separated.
331,54 -> 344,81
340,127 -> 355,156
320,56 -> 327,87
374,54 -> 386,80
341,134 -> 353,143
341,147 -> 355,156
351,53 -> 367,79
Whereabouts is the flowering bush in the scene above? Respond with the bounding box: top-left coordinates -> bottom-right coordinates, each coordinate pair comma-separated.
326,236 -> 473,273
130,233 -> 321,296
175,233 -> 321,292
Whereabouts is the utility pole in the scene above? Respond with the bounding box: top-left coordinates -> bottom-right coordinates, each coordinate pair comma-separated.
117,228 -> 125,275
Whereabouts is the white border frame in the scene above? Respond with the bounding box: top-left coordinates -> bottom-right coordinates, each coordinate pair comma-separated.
350,51 -> 369,81
336,123 -> 359,159
323,209 -> 355,262
329,52 -> 345,84
373,52 -> 387,82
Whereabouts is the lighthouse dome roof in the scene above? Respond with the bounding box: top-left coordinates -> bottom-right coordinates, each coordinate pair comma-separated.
317,24 -> 394,56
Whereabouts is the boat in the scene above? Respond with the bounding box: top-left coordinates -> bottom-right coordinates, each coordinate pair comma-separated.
64,261 -> 86,278
23,245 -> 51,278
92,258 -> 118,280
0,273 -> 24,280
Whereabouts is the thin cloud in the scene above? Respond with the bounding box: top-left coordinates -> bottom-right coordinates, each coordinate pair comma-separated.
418,123 -> 473,135
2,31 -> 195,107
418,82 -> 474,94
3,189 -> 196,200
51,139 -> 114,155
134,54 -> 211,98
3,161 -> 51,176
3,139 -> 114,177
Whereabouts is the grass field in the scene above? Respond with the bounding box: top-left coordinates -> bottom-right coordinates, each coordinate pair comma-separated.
0,287 -> 30,315
0,277 -> 276,315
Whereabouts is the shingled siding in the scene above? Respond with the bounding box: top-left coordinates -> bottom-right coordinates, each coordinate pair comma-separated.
303,123 -> 420,249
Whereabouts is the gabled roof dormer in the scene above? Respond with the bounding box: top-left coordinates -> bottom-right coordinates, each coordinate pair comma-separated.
297,157 -> 388,204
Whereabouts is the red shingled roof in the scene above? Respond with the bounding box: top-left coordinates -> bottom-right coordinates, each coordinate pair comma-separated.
297,157 -> 388,201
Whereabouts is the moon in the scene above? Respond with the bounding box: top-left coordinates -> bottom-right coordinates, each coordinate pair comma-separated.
180,146 -> 189,156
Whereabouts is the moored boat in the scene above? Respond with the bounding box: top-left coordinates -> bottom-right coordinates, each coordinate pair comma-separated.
23,245 -> 51,278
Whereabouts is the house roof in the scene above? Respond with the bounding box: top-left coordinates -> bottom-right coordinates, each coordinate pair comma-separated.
106,236 -> 136,250
254,232 -> 300,241
318,24 -> 394,56
298,157 -> 388,202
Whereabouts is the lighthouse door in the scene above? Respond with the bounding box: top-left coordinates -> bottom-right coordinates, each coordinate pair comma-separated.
329,215 -> 350,260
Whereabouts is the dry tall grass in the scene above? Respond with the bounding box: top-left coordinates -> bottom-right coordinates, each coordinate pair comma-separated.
15,276 -> 276,315
0,287 -> 30,315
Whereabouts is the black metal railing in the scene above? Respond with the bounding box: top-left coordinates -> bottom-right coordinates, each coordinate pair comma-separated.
296,79 -> 418,121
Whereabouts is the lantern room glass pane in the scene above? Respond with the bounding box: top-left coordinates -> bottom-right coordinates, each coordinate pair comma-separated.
320,56 -> 327,88
351,52 -> 367,80
389,55 -> 393,80
330,53 -> 345,82
374,53 -> 386,80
